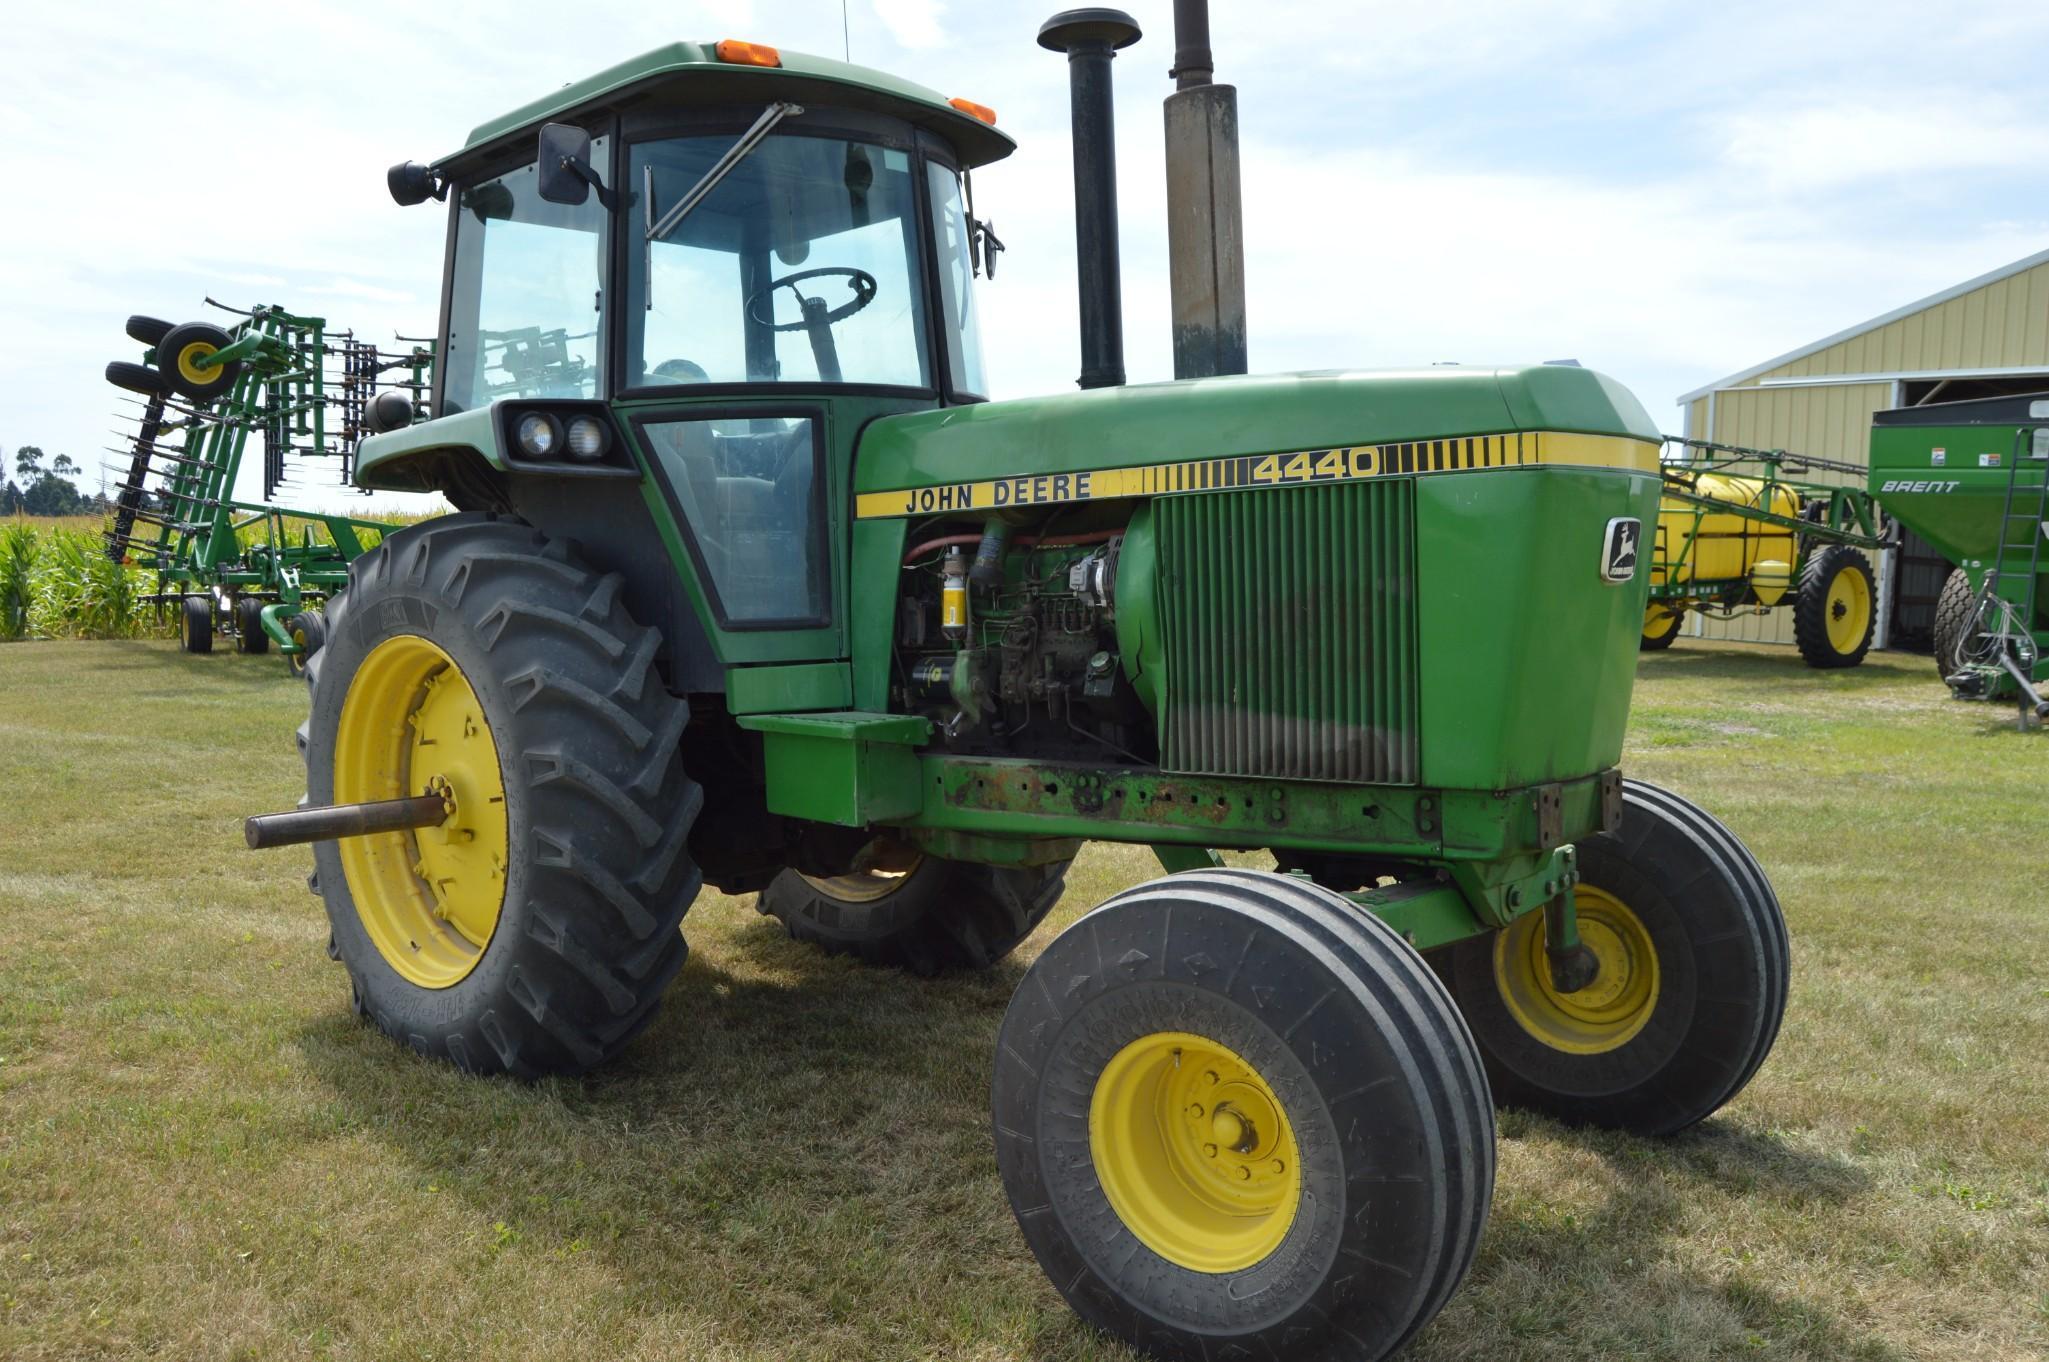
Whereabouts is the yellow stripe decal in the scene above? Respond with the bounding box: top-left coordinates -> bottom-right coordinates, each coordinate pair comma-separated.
854,431 -> 1660,520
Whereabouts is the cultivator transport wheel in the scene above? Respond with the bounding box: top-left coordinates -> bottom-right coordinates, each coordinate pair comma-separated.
285,609 -> 326,676
157,321 -> 242,403
302,514 -> 702,1077
757,851 -> 1068,975
124,314 -> 175,346
180,594 -> 214,654
1640,604 -> 1682,651
233,597 -> 269,655
993,868 -> 1493,1362
1439,779 -> 1788,1136
1793,544 -> 1875,669
1931,568 -> 1974,681
104,360 -> 166,396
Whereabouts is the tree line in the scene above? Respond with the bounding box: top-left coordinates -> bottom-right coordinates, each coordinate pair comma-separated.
1,445 -> 111,517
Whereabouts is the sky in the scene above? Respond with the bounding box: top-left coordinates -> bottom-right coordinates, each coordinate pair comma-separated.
2,0 -> 2045,512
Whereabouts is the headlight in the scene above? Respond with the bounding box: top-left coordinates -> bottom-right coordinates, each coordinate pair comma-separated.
564,415 -> 610,462
514,412 -> 561,459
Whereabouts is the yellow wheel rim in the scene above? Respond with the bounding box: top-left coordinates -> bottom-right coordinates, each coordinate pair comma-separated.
173,340 -> 220,386
333,635 -> 507,989
797,859 -> 922,903
1643,604 -> 1681,642
1824,565 -> 1871,655
1494,887 -> 1660,1055
1089,1031 -> 1301,1273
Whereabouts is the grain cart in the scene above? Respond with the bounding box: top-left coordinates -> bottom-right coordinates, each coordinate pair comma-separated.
1869,393 -> 2049,727
242,23 -> 1789,1360
1641,436 -> 1889,666
102,302 -> 432,663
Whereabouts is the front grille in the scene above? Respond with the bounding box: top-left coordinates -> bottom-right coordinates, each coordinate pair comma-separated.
1153,480 -> 1420,784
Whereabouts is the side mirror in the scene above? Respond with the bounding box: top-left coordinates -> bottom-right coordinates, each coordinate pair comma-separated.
537,123 -> 596,205
387,161 -> 443,207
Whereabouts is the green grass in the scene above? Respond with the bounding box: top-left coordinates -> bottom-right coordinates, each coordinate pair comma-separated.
1,641 -> 2044,1361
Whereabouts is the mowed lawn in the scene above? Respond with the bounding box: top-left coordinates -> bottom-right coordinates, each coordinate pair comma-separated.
2,639 -> 2044,1361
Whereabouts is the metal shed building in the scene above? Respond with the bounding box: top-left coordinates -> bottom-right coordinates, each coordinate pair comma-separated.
1676,247 -> 2049,650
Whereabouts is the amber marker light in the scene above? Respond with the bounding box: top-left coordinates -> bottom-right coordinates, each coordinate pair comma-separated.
949,97 -> 998,125
714,39 -> 782,67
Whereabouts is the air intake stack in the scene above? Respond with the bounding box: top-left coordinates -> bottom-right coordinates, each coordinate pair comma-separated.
1038,8 -> 1142,390
1163,0 -> 1247,378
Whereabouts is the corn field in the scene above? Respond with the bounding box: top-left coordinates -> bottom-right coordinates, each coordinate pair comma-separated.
0,522 -> 172,642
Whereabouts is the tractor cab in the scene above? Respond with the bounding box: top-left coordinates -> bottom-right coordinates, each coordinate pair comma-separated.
364,40 -> 1009,666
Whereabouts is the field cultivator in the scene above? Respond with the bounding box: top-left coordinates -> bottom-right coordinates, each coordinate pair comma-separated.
102,301 -> 432,664
1644,435 -> 1891,667
1870,394 -> 2049,728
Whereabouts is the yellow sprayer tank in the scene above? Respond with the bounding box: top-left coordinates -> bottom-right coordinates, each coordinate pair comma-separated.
1655,473 -> 1799,603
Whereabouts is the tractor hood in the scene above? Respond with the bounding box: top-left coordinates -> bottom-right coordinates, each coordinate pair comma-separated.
851,366 -> 1661,519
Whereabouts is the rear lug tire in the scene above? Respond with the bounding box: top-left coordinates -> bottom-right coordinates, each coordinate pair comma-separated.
303,514 -> 701,1078
1931,566 -> 1974,680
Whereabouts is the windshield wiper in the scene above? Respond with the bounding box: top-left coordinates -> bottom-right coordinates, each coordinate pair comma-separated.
645,101 -> 802,242
643,101 -> 803,313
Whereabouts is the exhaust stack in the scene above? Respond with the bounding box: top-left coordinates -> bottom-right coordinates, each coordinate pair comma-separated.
1163,0 -> 1247,378
1039,8 -> 1142,390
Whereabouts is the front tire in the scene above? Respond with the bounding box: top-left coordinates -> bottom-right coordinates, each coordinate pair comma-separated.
1440,779 -> 1788,1136
1793,544 -> 1875,668
757,853 -> 1068,975
994,869 -> 1493,1362
303,514 -> 701,1077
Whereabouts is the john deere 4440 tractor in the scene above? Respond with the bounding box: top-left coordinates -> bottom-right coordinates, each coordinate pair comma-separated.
246,22 -> 1788,1360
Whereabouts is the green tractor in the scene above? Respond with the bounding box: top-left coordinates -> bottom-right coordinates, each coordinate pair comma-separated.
247,19 -> 1789,1359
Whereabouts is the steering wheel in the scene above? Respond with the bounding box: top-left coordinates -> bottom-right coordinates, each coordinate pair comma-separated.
745,267 -> 878,330
744,267 -> 878,384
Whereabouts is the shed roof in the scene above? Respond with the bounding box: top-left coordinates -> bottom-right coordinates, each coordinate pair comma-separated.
1676,246 -> 2049,404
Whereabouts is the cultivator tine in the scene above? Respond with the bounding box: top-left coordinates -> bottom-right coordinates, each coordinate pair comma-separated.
100,442 -> 213,472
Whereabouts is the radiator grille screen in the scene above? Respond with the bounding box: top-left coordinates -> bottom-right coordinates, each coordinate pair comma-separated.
1153,481 -> 1420,783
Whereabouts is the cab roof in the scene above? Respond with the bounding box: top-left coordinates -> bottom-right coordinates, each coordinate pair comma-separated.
442,41 -> 1016,173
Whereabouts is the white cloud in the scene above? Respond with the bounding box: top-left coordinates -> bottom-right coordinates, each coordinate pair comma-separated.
869,0 -> 946,52
1715,99 -> 2049,193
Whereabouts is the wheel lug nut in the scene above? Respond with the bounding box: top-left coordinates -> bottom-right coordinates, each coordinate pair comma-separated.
1203,1143 -> 1218,1158
1187,1104 -> 1204,1119
1236,1166 -> 1252,1181
1203,1071 -> 1218,1086
1270,1159 -> 1285,1174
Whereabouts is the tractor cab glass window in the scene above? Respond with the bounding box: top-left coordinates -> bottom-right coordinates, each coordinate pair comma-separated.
639,413 -> 826,624
926,163 -> 988,399
628,132 -> 929,389
442,138 -> 610,414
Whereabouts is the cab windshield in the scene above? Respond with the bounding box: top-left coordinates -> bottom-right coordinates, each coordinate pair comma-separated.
628,131 -> 932,390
